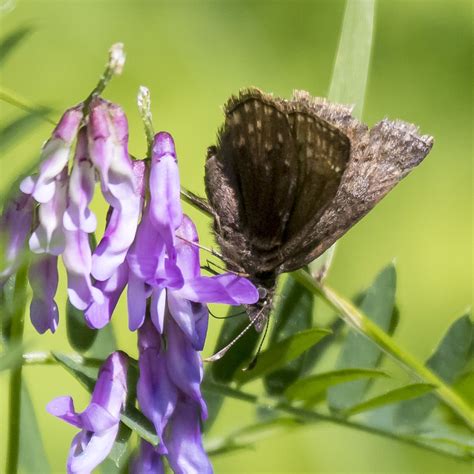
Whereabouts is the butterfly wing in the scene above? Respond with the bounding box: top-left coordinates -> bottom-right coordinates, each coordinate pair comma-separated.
205,89 -> 298,274
278,94 -> 434,273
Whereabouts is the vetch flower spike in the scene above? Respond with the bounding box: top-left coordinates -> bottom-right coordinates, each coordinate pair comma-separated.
47,352 -> 128,474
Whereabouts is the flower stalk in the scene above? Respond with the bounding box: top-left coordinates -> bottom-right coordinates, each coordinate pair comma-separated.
5,263 -> 29,474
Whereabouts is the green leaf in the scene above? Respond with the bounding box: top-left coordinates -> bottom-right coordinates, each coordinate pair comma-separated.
53,352 -> 159,446
88,323 -> 118,359
0,26 -> 33,66
0,109 -> 51,155
328,0 -> 375,118
395,313 -> 473,425
345,383 -> 436,417
66,299 -> 98,353
285,368 -> 389,402
206,305 -> 260,431
234,327 -> 331,385
211,306 -> 260,384
19,381 -> 50,473
328,263 -> 397,411
264,276 -> 314,395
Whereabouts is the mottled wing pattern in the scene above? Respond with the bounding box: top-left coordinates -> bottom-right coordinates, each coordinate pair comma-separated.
205,89 -> 298,273
278,93 -> 434,273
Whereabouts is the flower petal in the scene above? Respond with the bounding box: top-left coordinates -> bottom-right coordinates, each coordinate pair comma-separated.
165,318 -> 207,418
28,254 -> 59,334
149,132 -> 183,258
150,286 -> 167,334
84,262 -> 128,329
63,127 -> 97,233
132,441 -> 165,474
175,215 -> 200,281
67,425 -> 119,474
127,271 -> 147,331
0,192 -> 34,282
46,396 -> 82,428
165,399 -> 213,474
138,320 -> 178,445
20,105 -> 83,204
29,168 -> 68,255
177,273 -> 259,305
62,229 -> 103,310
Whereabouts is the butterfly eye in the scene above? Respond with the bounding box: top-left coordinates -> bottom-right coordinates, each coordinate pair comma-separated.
257,287 -> 268,300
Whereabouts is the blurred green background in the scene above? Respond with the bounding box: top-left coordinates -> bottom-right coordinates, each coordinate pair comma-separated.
0,0 -> 471,472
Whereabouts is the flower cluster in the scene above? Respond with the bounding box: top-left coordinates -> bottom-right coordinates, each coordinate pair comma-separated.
0,96 -> 258,473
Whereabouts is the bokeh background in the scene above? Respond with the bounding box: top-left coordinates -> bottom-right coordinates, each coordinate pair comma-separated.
0,0 -> 471,473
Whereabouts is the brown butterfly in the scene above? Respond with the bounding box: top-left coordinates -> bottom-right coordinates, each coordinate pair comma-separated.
202,88 -> 433,332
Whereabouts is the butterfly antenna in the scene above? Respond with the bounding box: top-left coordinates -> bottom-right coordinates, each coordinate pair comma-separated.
243,315 -> 270,371
204,304 -> 267,362
208,307 -> 247,320
176,235 -> 224,260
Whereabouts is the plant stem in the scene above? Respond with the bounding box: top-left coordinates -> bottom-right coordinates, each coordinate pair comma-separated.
202,380 -> 471,461
292,269 -> 473,428
83,43 -> 125,111
6,264 -> 29,474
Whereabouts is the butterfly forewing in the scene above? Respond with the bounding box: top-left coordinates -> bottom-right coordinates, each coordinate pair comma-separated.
206,91 -> 301,274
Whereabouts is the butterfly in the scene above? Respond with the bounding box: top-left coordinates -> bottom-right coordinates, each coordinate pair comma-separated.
202,87 -> 433,332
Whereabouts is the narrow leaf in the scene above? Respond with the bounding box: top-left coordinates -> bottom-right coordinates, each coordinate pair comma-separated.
308,0 -> 375,278
0,109 -> 51,154
0,26 -> 32,66
346,383 -> 436,417
329,263 -> 397,411
88,323 -> 117,359
19,382 -> 50,473
264,276 -> 314,395
66,299 -> 98,352
328,0 -> 375,117
234,328 -> 331,385
211,306 -> 260,384
395,313 -> 473,425
206,305 -> 260,431
206,418 -> 300,458
285,368 -> 389,402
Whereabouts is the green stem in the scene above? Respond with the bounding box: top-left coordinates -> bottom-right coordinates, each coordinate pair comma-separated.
292,269 -> 473,428
0,87 -> 56,125
137,86 -> 155,157
83,43 -> 125,112
6,264 -> 29,474
202,380 -> 470,461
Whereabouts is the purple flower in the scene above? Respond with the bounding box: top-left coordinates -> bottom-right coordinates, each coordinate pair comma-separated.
63,127 -> 97,234
28,254 -> 59,333
28,167 -> 68,255
88,99 -> 141,282
20,105 -> 83,204
47,352 -> 128,474
132,441 -> 164,474
136,319 -> 212,474
130,131 -> 257,473
0,191 -> 34,284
